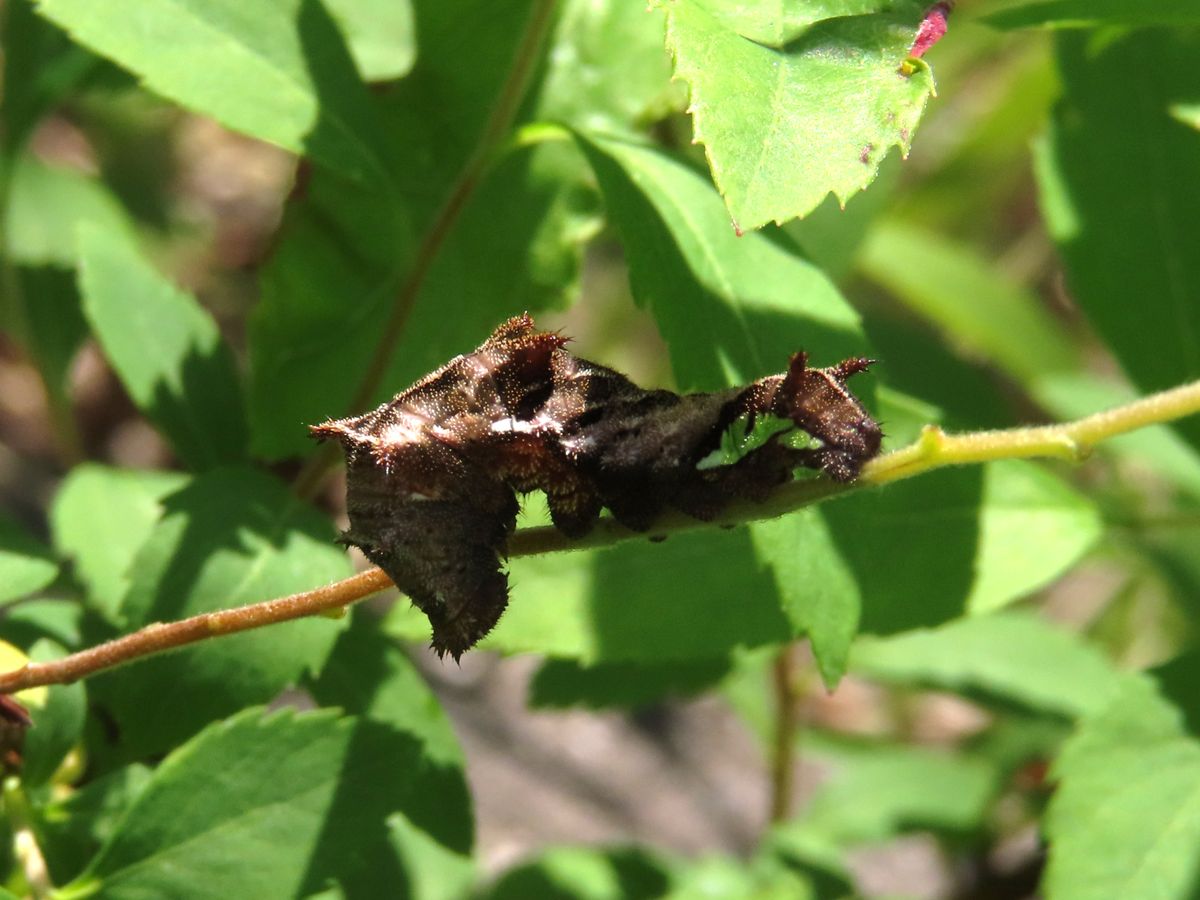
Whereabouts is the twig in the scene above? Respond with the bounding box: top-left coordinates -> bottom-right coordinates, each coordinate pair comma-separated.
769,644 -> 803,823
2,379 -> 1199,694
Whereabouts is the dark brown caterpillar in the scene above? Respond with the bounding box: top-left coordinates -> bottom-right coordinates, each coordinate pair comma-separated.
312,314 -> 881,659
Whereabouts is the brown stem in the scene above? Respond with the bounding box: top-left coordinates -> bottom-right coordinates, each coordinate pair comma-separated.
0,569 -> 392,694
293,0 -> 562,499
3,378 -> 1199,694
769,643 -> 802,823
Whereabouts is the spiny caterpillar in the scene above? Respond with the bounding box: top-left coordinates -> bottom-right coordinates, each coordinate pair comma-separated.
313,315 -> 881,659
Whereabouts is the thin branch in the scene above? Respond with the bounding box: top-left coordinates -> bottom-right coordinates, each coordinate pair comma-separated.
2,378 -> 1199,695
768,644 -> 803,823
293,0 -> 561,499
0,569 -> 390,694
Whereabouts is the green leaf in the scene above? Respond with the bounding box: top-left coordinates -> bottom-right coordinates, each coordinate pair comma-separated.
833,460 -> 1102,633
980,0 -> 1200,29
51,464 -> 188,622
657,0 -> 937,230
529,657 -> 731,709
249,0 -> 591,458
308,612 -> 473,865
76,223 -> 248,470
11,266 -> 89,409
850,612 -> 1123,719
1036,28 -> 1200,453
750,511 -> 863,685
0,600 -> 82,650
776,739 -> 997,850
322,0 -> 414,81
1044,677 -> 1200,900
484,847 -> 672,900
534,0 -> 678,133
88,467 -> 350,760
65,707 -> 439,899
488,527 -> 794,661
785,153 -> 903,281
307,613 -> 474,898
662,854 -> 818,900
0,159 -> 130,401
857,219 -> 1080,387
576,131 -> 867,387
33,0 -> 386,176
250,140 -> 590,457
4,155 -> 132,267
0,515 -> 58,605
19,639 -> 86,787
1,0 -> 94,153
390,461 -> 1096,687
37,765 -> 153,887
862,314 -> 1013,431
1153,646 -> 1200,737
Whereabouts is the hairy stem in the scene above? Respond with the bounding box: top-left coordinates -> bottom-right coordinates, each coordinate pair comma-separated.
2,379 -> 1199,694
293,0 -> 561,499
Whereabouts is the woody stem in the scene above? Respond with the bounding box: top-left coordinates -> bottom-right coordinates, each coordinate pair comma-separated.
1,378 -> 1198,694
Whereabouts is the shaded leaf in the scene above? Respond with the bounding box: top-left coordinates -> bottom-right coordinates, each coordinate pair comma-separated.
851,612 -> 1123,719
658,0 -> 937,230
0,600 -> 82,651
65,707 -> 434,899
0,515 -> 58,606
484,846 -> 672,900
576,131 -> 869,387
37,765 -> 153,887
776,739 -> 997,851
249,0 -> 593,458
489,527 -> 794,662
88,467 -> 350,760
1044,677 -> 1200,900
1152,646 -> 1200,737
857,219 -> 1079,386
76,224 -> 248,469
786,153 -> 903,281
1036,28 -> 1200,453
831,460 -> 1102,634
573,131 -> 875,680
529,657 -> 732,710
11,266 -> 89,410
981,0 -> 1200,29
661,854 -> 817,900
308,610 -> 474,893
19,639 -> 86,787
0,0 -> 96,153
0,158 -> 130,402
51,464 -> 187,622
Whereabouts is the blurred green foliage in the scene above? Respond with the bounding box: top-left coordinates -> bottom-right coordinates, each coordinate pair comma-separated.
1,0 -> 1199,897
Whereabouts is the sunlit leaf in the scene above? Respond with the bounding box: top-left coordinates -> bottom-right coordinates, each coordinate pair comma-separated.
657,0 -> 937,230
